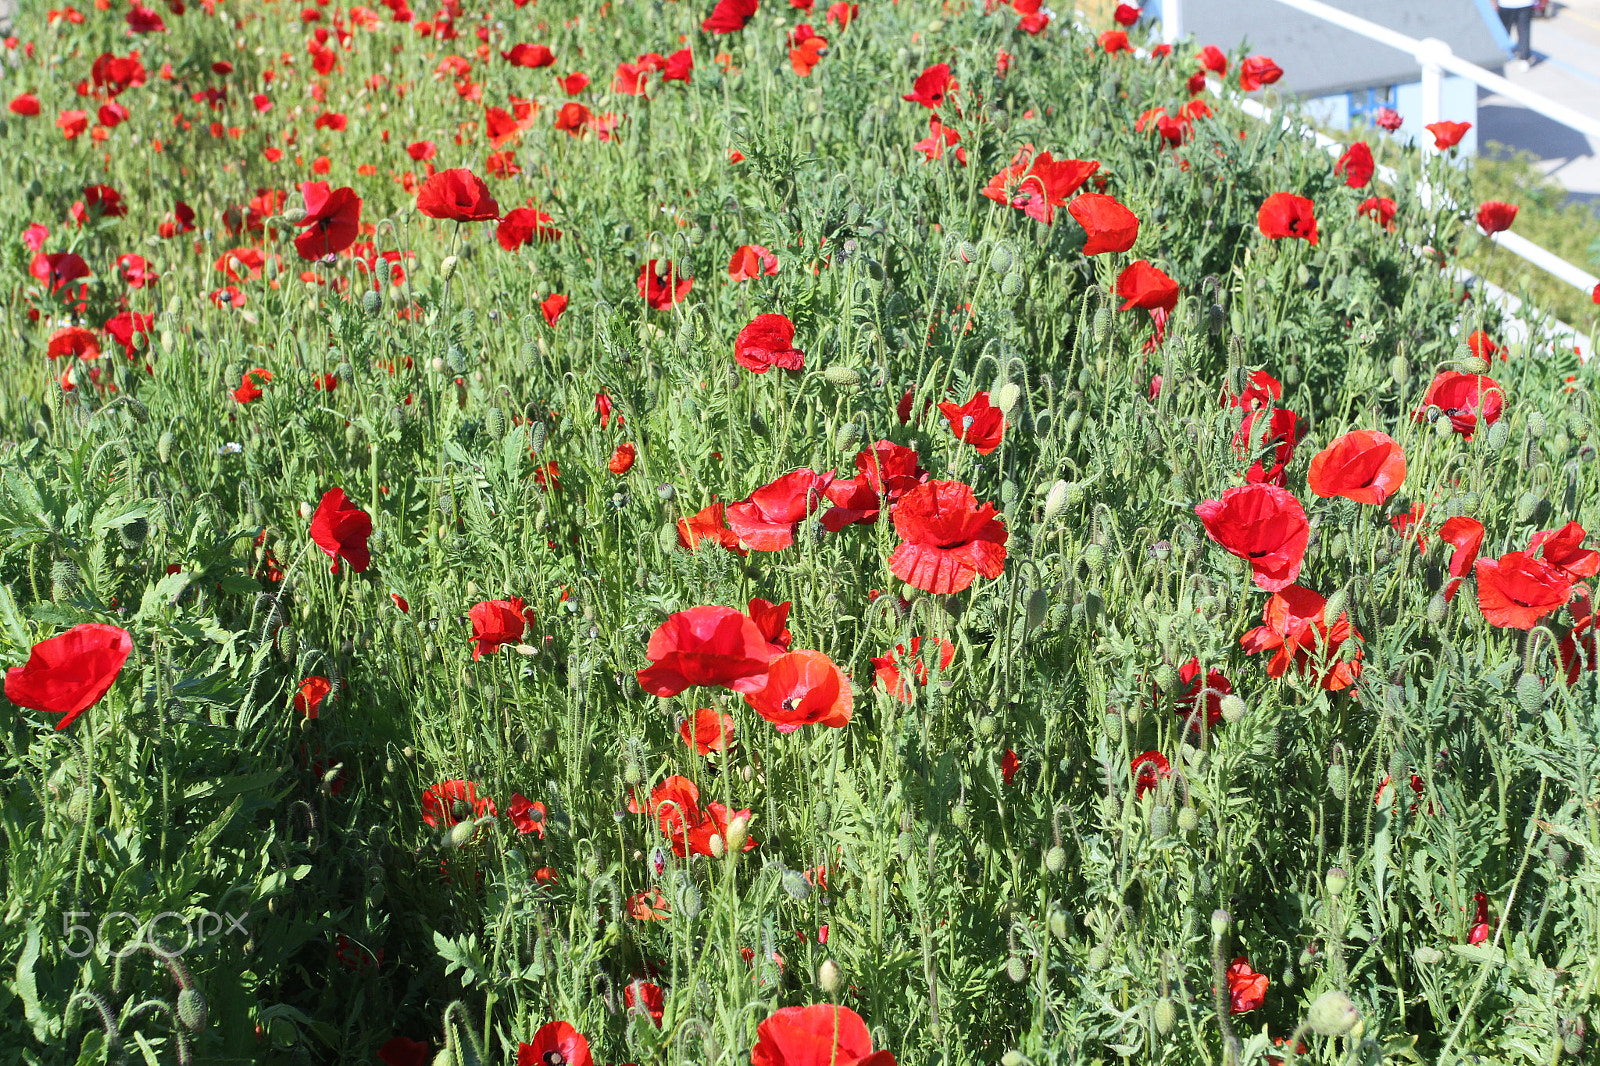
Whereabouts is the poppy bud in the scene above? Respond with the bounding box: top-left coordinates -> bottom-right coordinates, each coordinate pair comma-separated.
1549,838 -> 1572,868
949,805 -> 969,829
1516,672 -> 1544,715
1043,480 -> 1071,525
1005,955 -> 1028,983
999,270 -> 1024,299
1093,308 -> 1111,347
1434,415 -> 1456,440
1308,990 -> 1361,1037
276,627 -> 298,663
1425,591 -> 1448,626
440,255 -> 459,282
725,813 -> 749,853
707,833 -> 726,858
1414,945 -> 1443,965
1087,944 -> 1109,971
818,958 -> 842,994
1083,544 -> 1105,576
50,559 -> 79,601
824,365 -> 862,388
956,241 -> 980,264
782,870 -> 811,899
834,420 -> 862,452
1154,997 -> 1177,1035
66,786 -> 92,823
446,821 -> 477,848
1563,1024 -> 1584,1057
176,987 -> 208,1032
1045,845 -> 1066,873
529,421 -> 547,454
361,288 -> 382,318
989,245 -> 1015,275
1152,663 -> 1179,695
1323,587 -> 1348,626
484,406 -> 506,440
995,382 -> 1022,414
896,830 -> 916,861
1149,805 -> 1170,838
1210,909 -> 1230,938
1526,410 -> 1548,438
1177,806 -> 1199,832
1516,491 -> 1543,523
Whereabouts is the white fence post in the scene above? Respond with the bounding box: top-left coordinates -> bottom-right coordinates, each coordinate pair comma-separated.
1415,36 -> 1452,209
1161,0 -> 1183,45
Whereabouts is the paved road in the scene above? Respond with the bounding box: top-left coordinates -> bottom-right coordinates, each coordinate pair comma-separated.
1478,0 -> 1600,204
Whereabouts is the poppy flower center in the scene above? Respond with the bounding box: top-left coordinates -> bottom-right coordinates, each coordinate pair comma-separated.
542,1052 -> 565,1066
782,696 -> 804,711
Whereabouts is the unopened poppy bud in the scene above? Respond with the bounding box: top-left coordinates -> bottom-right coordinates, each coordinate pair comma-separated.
1093,308 -> 1112,346
896,830 -> 916,861
1048,909 -> 1070,940
1154,997 -> 1177,1035
834,420 -> 862,452
707,833 -> 725,858
1005,955 -> 1029,983
1152,663 -> 1179,695
1516,491 -> 1544,523
446,821 -> 477,848
1042,480 -> 1071,524
176,987 -> 208,1032
361,288 -> 382,318
529,421 -> 547,453
1323,587 -> 1348,625
484,406 -> 506,440
1040,845 -> 1065,873
1083,544 -> 1105,576
1001,1052 -> 1030,1066
1086,944 -> 1109,971
782,870 -> 811,899
1177,806 -> 1199,832
1219,694 -> 1247,723
281,206 -> 307,225
1516,672 -> 1544,714
1526,409 -> 1548,438
157,430 -> 175,463
1389,354 -> 1409,387
277,627 -> 298,663
441,255 -> 459,281
66,786 -> 92,823
1210,909 -> 1230,938
725,814 -> 749,853
1149,805 -> 1170,839
1434,415 -> 1455,440
1326,867 -> 1348,897
1307,990 -> 1360,1037
824,365 -> 862,388
989,245 -> 1015,275
1413,945 -> 1443,965
50,559 -> 79,601
1421,589 -> 1448,626
995,382 -> 1022,414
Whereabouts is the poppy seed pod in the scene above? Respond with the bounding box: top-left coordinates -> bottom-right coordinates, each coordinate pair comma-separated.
1210,909 -> 1230,938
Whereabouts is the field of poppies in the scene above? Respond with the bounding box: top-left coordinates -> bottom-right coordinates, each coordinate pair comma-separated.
2,0 -> 1599,1063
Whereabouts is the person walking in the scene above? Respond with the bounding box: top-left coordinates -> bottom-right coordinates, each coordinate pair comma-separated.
1497,0 -> 1536,71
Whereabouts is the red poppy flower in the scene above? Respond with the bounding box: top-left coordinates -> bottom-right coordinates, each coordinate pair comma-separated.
293,182 -> 361,260
727,469 -> 833,550
508,794 -> 547,837
521,295 -> 562,332
377,1036 -> 430,1066
729,244 -> 779,280
1559,586 -> 1595,685
734,314 -> 806,373
57,110 -> 89,139
938,392 -> 1006,454
1414,372 -> 1503,440
636,605 -> 779,696
494,208 -> 559,251
1226,958 -> 1268,1012
903,62 -> 955,108
888,479 -> 1009,594
1199,44 -> 1227,74
647,775 -> 702,847
415,168 -> 500,222
8,93 -> 40,116
309,487 -> 373,574
233,368 -> 272,403
638,260 -> 692,309
624,980 -> 665,1028
872,636 -> 955,702
1422,515 -> 1483,601
686,800 -> 757,856
1169,658 -> 1232,727
1195,484 -> 1309,592
981,146 -> 1099,224
1307,430 -> 1405,505
558,72 -> 589,95
1476,200 -> 1518,235
1114,3 -> 1142,24
127,5 -> 166,31
502,43 -> 554,67
1099,29 -> 1131,53
1358,196 -> 1397,231
1116,260 -> 1179,312
30,251 -> 91,292
104,311 -> 152,356
468,597 -> 530,660
1068,193 -> 1139,255
1258,192 -> 1318,244
1335,142 -> 1374,188
47,327 -> 100,361
1529,522 -> 1599,582
294,676 -> 332,718
1240,584 -> 1363,690
751,1004 -> 896,1066
680,707 -> 736,754
406,140 -> 437,161
702,0 -> 757,33
1238,55 -> 1282,91
81,185 -> 127,219
1131,751 -> 1170,799
517,1022 -> 592,1066
5,623 -> 132,731
1233,407 -> 1299,486
1475,552 -> 1572,629
420,779 -> 496,827
1465,330 -> 1500,362
744,650 -> 853,732
913,115 -> 966,164
602,442 -> 636,475
747,598 -> 792,653
1425,121 -> 1471,149
823,441 -> 927,529
554,101 -> 591,135
627,888 -> 670,920
677,501 -> 748,556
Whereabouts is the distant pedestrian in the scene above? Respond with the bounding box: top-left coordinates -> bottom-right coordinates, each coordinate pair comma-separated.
1496,0 -> 1536,70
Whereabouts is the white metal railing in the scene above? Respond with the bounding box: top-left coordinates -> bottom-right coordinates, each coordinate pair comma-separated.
1160,0 -> 1599,351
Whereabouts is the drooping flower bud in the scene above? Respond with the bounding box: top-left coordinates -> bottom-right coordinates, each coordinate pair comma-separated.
818,958 -> 842,994
1307,990 -> 1361,1037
